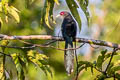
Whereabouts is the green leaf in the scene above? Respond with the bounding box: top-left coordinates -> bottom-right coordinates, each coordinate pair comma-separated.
66,0 -> 82,30
45,0 -> 54,29
91,66 -> 93,74
78,66 -> 85,73
78,0 -> 90,25
2,0 -> 9,4
101,49 -> 107,56
40,0 -> 47,26
109,66 -> 120,74
78,61 -> 94,73
2,0 -> 8,14
96,55 -> 104,69
0,40 -> 9,46
78,61 -> 93,67
0,3 -> 2,12
96,50 -> 107,69
54,0 -> 59,5
0,55 -> 4,80
49,0 -> 55,21
0,17 -> 3,30
93,61 -> 97,67
19,53 -> 28,67
0,40 -> 9,51
44,66 -> 52,77
10,6 -> 20,13
115,73 -> 120,80
107,63 -> 114,75
0,2 -> 20,24
97,74 -> 106,80
7,6 -> 20,23
11,53 -> 25,80
9,70 -> 13,80
27,50 -> 52,76
41,0 -> 56,29
105,52 -> 118,61
5,16 -> 8,23
104,53 -> 111,60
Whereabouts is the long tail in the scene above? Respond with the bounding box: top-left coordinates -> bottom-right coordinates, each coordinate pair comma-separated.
64,39 -> 74,75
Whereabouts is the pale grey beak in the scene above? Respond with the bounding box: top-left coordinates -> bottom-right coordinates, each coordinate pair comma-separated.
56,14 -> 61,18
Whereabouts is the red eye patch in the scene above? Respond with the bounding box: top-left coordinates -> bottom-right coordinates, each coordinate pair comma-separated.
60,12 -> 65,15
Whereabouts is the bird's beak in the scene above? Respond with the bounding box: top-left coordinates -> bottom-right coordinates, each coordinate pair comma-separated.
56,14 -> 60,18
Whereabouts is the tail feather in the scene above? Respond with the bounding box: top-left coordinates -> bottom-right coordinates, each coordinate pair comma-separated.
64,40 -> 74,75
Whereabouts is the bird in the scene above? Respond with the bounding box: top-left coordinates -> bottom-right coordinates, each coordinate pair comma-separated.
56,11 -> 77,75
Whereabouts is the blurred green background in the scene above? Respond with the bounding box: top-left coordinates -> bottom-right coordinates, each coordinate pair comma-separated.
0,0 -> 120,80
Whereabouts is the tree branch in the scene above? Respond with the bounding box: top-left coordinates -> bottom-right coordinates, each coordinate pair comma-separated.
0,41 -> 85,51
0,34 -> 120,49
104,48 -> 118,73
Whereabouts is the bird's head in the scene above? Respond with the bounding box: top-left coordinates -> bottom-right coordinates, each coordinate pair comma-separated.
56,11 -> 70,18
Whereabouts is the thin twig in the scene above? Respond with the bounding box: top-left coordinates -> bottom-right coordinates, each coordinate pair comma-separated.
0,45 -> 36,49
0,41 -> 85,51
18,40 -> 85,51
104,48 -> 118,73
3,54 -> 6,80
89,44 -> 99,49
43,40 -> 57,46
94,67 -> 104,73
75,41 -> 78,80
113,74 -> 116,80
0,52 -> 10,56
74,43 -> 85,80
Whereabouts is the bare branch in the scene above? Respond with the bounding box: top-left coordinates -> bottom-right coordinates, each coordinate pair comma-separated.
0,40 -> 85,51
0,34 -> 120,49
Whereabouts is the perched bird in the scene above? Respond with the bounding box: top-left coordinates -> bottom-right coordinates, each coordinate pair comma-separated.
56,11 -> 77,75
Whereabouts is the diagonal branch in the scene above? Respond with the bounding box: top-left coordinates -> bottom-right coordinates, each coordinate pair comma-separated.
104,48 -> 118,73
0,34 -> 120,49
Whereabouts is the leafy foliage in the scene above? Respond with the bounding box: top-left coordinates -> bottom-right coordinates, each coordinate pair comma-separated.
41,0 -> 89,30
0,55 -> 4,80
27,50 -> 52,76
0,39 -> 52,80
40,0 -> 59,29
0,40 -> 9,80
66,0 -> 82,30
96,49 -> 107,69
78,0 -> 89,25
78,61 -> 94,74
0,0 -> 89,30
78,49 -> 120,80
11,53 -> 25,80
0,0 -> 20,28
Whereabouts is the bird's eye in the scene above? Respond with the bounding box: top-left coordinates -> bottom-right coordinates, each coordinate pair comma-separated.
60,12 -> 64,15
